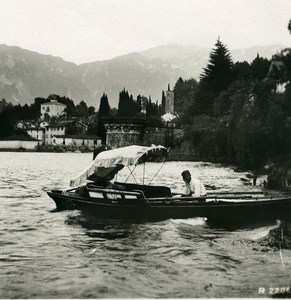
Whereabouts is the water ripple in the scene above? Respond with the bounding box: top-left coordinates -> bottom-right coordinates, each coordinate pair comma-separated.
0,152 -> 291,298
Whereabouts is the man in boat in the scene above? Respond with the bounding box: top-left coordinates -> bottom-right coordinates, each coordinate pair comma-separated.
181,170 -> 206,197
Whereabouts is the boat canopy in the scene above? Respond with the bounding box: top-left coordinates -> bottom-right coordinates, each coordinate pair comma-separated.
70,145 -> 168,187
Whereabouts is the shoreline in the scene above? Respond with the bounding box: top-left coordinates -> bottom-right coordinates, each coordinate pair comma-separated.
2,148 -> 290,193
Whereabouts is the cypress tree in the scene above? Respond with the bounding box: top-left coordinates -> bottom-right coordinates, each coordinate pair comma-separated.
161,91 -> 166,115
118,89 -> 131,116
97,93 -> 110,144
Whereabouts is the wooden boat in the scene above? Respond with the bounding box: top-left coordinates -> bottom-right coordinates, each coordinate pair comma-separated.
47,145 -> 291,223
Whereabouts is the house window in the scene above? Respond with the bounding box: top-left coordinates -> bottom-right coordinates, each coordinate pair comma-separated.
63,139 -> 65,145
94,140 -> 97,145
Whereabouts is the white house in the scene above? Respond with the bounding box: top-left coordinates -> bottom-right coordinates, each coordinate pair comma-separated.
52,135 -> 101,149
44,120 -> 87,144
0,136 -> 41,150
26,126 -> 45,144
40,100 -> 67,119
44,123 -> 66,145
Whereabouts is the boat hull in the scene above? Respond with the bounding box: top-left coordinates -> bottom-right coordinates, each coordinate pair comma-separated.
47,191 -> 291,223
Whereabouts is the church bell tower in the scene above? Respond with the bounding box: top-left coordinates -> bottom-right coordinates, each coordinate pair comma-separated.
165,84 -> 174,114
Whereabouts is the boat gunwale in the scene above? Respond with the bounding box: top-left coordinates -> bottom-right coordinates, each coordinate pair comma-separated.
47,190 -> 291,207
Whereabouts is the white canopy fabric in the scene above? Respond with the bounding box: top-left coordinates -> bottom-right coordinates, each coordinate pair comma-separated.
70,145 -> 168,187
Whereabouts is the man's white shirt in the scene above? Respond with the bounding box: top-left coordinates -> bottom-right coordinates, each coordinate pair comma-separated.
184,178 -> 206,197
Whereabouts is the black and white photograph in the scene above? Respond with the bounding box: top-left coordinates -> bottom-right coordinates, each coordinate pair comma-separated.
1,0 -> 291,298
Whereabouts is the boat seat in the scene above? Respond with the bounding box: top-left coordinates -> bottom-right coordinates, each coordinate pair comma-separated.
115,182 -> 172,198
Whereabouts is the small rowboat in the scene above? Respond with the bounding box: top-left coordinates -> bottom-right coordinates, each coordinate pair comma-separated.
47,145 -> 291,223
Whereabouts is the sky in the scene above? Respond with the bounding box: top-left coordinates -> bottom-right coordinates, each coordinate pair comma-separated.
0,0 -> 290,64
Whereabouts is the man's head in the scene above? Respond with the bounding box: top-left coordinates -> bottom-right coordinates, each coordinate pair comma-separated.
181,170 -> 191,183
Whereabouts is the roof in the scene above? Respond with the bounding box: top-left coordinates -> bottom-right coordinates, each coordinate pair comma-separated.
70,145 -> 168,187
0,135 -> 40,141
102,116 -> 146,125
162,113 -> 177,122
41,100 -> 67,107
46,120 -> 87,128
53,134 -> 100,139
26,127 -> 44,131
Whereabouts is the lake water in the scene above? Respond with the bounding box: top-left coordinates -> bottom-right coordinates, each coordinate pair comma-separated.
0,152 -> 291,298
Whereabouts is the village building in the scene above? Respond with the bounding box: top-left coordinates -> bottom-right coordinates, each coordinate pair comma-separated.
26,126 -> 45,144
52,134 -> 101,149
165,84 -> 174,114
40,99 -> 67,119
44,120 -> 87,145
161,84 -> 178,125
103,86 -> 183,148
0,135 -> 41,150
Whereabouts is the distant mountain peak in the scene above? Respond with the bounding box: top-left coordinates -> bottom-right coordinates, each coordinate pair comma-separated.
0,43 -> 287,108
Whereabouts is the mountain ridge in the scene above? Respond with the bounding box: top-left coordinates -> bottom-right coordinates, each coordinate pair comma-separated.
0,43 -> 286,108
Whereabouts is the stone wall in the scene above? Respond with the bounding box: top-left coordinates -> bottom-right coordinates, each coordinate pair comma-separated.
104,121 -> 184,149
142,127 -> 183,147
0,140 -> 40,150
105,123 -> 144,148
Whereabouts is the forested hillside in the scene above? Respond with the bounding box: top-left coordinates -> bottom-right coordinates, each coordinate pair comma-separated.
172,20 -> 291,186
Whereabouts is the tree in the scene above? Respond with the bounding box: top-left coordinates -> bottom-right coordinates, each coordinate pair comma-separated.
0,101 -> 15,137
161,91 -> 166,115
267,19 -> 291,157
173,77 -> 199,123
117,88 -> 139,117
233,61 -> 251,81
118,89 -> 130,116
75,100 -> 89,119
250,54 -> 271,81
97,93 -> 110,144
195,39 -> 234,115
88,106 -> 95,115
200,39 -> 234,91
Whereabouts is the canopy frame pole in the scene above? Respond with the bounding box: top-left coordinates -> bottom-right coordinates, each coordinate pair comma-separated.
143,162 -> 146,185
125,165 -> 138,184
148,160 -> 166,185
